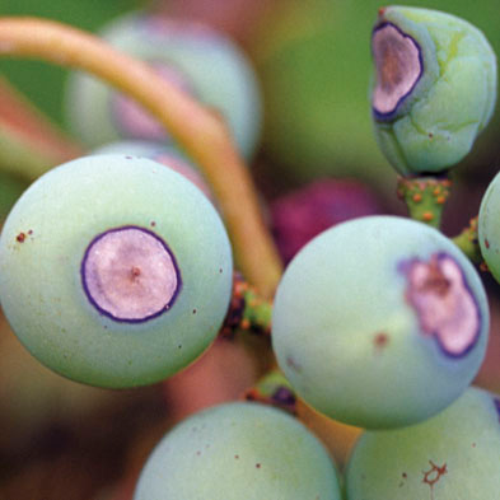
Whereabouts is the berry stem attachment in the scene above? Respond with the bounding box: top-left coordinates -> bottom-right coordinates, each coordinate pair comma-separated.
397,175 -> 452,229
242,368 -> 297,416
452,217 -> 484,265
0,17 -> 282,297
221,273 -> 273,339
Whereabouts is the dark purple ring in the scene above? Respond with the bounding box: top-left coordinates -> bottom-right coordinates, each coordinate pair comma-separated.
371,21 -> 425,122
80,225 -> 182,324
400,252 -> 482,359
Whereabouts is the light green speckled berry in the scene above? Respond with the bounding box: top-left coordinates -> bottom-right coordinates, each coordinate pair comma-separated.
346,387 -> 500,500
272,216 -> 489,429
372,6 -> 497,175
134,402 -> 342,500
0,155 -> 232,388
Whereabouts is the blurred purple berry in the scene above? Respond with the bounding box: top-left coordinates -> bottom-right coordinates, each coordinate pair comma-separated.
271,179 -> 382,263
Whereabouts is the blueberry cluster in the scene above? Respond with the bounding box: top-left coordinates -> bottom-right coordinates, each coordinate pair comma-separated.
0,5 -> 499,500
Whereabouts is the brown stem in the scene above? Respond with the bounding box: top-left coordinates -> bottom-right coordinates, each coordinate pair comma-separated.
0,17 -> 282,297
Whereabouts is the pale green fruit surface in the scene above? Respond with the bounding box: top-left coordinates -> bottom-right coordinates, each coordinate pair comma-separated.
346,387 -> 500,500
272,216 -> 489,429
372,6 -> 497,175
0,155 -> 232,388
479,170 -> 500,284
134,402 -> 342,500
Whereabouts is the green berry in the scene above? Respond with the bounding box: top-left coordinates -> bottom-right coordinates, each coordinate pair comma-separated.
66,12 -> 262,159
372,6 -> 497,175
272,216 -> 489,428
92,140 -> 212,199
134,402 -> 342,500
0,155 -> 232,388
346,387 -> 500,500
478,169 -> 500,282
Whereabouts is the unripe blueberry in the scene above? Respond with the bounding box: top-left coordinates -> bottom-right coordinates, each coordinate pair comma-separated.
0,155 -> 232,388
478,169 -> 500,283
134,402 -> 343,500
272,216 -> 489,429
372,6 -> 497,175
66,12 -> 262,160
346,387 -> 500,500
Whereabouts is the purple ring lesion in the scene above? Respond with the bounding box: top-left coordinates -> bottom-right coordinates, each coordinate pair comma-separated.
494,397 -> 500,421
81,225 -> 182,324
371,22 -> 424,121
401,252 -> 482,358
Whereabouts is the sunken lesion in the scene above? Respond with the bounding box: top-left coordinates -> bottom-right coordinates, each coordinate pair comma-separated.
372,22 -> 423,120
402,253 -> 481,357
81,225 -> 182,323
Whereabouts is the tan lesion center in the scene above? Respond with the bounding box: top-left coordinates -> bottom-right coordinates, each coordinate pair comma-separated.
372,23 -> 422,116
405,254 -> 480,357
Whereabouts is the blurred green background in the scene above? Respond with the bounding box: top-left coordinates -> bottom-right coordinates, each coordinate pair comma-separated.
1,0 -> 499,189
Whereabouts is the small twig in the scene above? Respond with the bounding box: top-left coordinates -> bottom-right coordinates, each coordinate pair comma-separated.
221,272 -> 273,339
451,216 -> 485,266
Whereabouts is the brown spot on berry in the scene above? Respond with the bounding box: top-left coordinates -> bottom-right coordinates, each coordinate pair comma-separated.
485,238 -> 490,249
374,332 -> 389,349
16,232 -> 26,243
422,460 -> 447,489
130,266 -> 141,279
255,463 -> 261,469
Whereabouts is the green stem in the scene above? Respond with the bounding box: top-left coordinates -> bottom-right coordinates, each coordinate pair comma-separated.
397,175 -> 452,229
221,273 -> 273,339
451,217 -> 484,265
243,368 -> 296,415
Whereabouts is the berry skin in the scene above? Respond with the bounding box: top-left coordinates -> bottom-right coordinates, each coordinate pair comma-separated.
134,402 -> 343,500
0,155 -> 232,388
272,216 -> 489,429
92,140 -> 212,199
479,170 -> 500,283
66,12 -> 262,159
346,387 -> 500,500
372,7 -> 497,175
